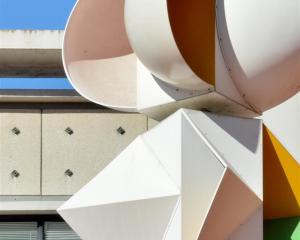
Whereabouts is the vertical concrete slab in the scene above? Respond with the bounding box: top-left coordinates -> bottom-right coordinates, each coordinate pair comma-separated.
42,110 -> 147,195
0,109 -> 41,195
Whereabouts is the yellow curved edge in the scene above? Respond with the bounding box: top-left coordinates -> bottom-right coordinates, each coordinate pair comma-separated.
168,0 -> 215,86
264,126 -> 300,219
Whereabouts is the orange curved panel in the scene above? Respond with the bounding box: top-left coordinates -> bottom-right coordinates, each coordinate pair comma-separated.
263,127 -> 300,219
168,0 -> 215,86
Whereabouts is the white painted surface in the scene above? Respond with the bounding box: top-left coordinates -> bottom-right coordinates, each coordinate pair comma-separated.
215,35 -> 248,107
263,93 -> 300,164
58,137 -> 180,209
181,116 -> 226,239
142,111 -> 183,187
125,0 -> 209,90
59,109 -> 262,239
58,137 -> 180,240
185,109 -> 263,199
217,0 -> 300,111
198,169 -> 261,240
63,0 -> 138,111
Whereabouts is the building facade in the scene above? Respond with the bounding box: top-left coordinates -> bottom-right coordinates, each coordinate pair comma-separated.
1,0 -> 300,239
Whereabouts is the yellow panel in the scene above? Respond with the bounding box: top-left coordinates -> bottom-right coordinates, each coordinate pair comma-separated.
263,127 -> 300,219
168,0 -> 215,86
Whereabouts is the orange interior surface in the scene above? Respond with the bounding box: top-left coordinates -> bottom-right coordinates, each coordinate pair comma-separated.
263,127 -> 300,219
168,0 -> 215,86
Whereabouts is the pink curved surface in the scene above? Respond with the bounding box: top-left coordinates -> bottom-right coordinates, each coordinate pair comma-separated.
217,0 -> 300,112
63,0 -> 137,109
198,170 -> 261,240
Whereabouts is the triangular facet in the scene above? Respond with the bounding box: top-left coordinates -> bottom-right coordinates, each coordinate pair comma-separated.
185,109 -> 262,199
60,196 -> 179,240
198,169 -> 261,240
263,127 -> 300,219
58,137 -> 179,211
181,115 -> 226,240
228,208 -> 263,240
142,110 -> 183,187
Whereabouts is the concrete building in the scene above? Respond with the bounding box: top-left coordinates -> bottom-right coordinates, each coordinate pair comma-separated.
0,25 -> 159,239
1,0 -> 300,239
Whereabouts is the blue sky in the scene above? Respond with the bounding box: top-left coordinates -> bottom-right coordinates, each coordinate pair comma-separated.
0,0 -> 75,30
0,78 -> 73,90
0,0 -> 76,90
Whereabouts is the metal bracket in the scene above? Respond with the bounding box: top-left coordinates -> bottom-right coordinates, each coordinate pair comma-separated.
11,170 -> 20,178
117,126 -> 126,135
65,169 -> 74,177
11,127 -> 21,135
65,127 -> 74,135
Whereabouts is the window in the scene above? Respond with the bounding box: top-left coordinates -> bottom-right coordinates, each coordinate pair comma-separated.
0,222 -> 80,240
0,222 -> 37,240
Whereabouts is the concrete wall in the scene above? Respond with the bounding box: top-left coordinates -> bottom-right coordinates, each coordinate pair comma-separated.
0,109 -> 158,198
0,110 -> 41,195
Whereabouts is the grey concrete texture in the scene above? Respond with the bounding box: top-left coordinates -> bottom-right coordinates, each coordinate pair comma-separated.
41,110 -> 147,195
0,109 -> 41,195
0,109 -> 153,196
0,30 -> 64,77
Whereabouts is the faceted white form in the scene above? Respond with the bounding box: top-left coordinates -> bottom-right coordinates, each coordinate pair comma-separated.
58,109 -> 262,240
217,0 -> 300,112
263,93 -> 300,164
228,208 -> 263,240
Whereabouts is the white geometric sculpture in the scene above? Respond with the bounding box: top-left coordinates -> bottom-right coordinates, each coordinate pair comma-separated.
217,0 -> 300,112
58,109 -> 262,240
62,0 -> 258,118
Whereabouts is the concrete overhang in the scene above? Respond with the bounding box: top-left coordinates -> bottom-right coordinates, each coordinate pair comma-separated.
0,90 -> 87,103
0,196 -> 70,215
0,30 -> 65,77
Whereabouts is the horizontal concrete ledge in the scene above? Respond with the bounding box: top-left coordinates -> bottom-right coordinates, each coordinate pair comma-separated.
0,30 -> 64,77
0,196 -> 69,215
0,30 -> 63,49
0,90 -> 88,102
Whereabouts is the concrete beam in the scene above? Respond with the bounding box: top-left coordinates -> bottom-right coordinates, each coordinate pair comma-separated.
0,196 -> 69,215
0,90 -> 87,102
0,30 -> 65,77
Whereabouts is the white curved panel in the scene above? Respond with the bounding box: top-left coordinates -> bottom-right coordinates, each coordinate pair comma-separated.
263,93 -> 300,164
63,0 -> 137,111
217,0 -> 300,112
124,0 -> 211,90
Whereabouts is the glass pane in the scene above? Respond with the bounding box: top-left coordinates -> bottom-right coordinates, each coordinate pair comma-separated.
0,222 -> 38,240
44,222 -> 81,240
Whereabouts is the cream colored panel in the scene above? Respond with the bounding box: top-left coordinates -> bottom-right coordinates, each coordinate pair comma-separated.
42,110 -> 147,195
0,110 -> 41,195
